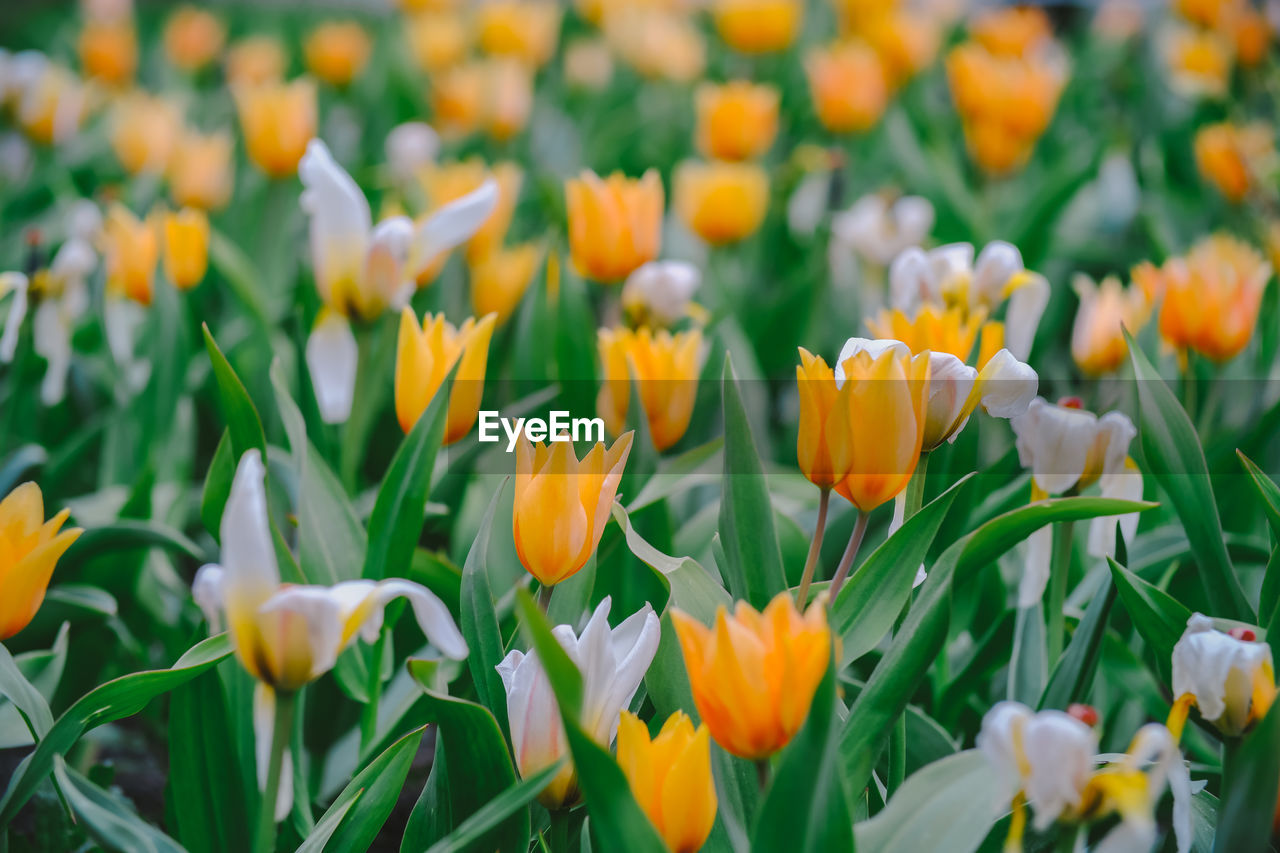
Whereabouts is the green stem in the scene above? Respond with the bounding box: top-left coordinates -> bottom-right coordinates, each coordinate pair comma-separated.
886,453 -> 928,797
538,582 -> 554,613
796,488 -> 831,607
904,451 -> 929,518
828,511 -> 869,600
755,758 -> 770,792
254,689 -> 297,853
360,629 -> 387,754
1046,520 -> 1076,665
548,808 -> 571,853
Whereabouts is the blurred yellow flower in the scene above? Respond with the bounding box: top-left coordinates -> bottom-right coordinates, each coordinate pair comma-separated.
78,19 -> 137,86
617,711 -> 717,853
406,11 -> 471,73
234,78 -> 317,178
866,304 -> 988,363
395,309 -> 497,442
597,326 -> 703,451
0,482 -> 82,642
712,0 -> 802,54
225,36 -> 288,87
1163,27 -> 1231,98
1194,122 -> 1275,203
304,21 -> 372,87
1070,274 -> 1150,375
109,93 -> 181,176
805,42 -> 890,134
476,0 -> 562,68
168,129 -> 234,211
512,434 -> 633,586
970,5 -> 1053,56
674,160 -> 769,246
859,10 -> 941,88
102,204 -> 157,306
672,592 -> 830,760
563,37 -> 614,90
431,59 -> 533,142
1230,6 -> 1271,66
14,65 -> 89,147
1174,0 -> 1235,28
162,6 -> 226,73
470,243 -> 542,323
695,81 -> 779,162
565,169 -> 664,283
161,208 -> 209,290
603,7 -> 706,82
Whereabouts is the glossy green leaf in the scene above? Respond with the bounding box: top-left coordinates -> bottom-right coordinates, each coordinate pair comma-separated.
59,519 -> 210,570
854,751 -> 1000,853
202,324 -> 267,459
612,502 -> 731,622
1038,574 -> 1116,710
1214,698 -> 1280,853
1238,450 -> 1280,544
0,641 -> 55,738
423,761 -> 567,853
460,484 -> 510,735
625,438 -> 723,512
201,429 -> 235,540
55,761 -> 188,853
1108,559 -> 1192,686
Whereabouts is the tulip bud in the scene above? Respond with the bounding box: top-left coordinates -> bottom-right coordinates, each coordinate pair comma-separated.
234,78 -> 317,179
469,243 -> 541,324
475,0 -> 563,69
674,160 -> 769,246
161,208 -> 209,290
102,204 -> 158,306
168,130 -> 234,211
695,81 -> 780,162
1171,613 -> 1276,738
78,19 -> 137,86
304,21 -> 372,87
597,327 -> 703,452
0,482 -> 82,640
395,309 -> 497,443
1069,274 -> 1150,375
225,36 -> 287,88
565,169 -> 664,283
805,42 -> 889,134
163,6 -> 226,73
712,0 -> 803,54
109,93 -> 181,177
617,711 -> 717,853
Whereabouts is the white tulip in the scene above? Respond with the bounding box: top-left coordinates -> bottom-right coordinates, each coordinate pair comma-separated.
621,260 -> 701,327
832,193 -> 934,267
0,272 -> 29,364
1171,613 -> 1274,737
385,121 -> 440,185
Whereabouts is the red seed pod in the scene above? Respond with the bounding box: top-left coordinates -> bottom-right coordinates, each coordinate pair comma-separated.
1228,626 -> 1257,642
1067,703 -> 1099,727
1058,396 -> 1084,409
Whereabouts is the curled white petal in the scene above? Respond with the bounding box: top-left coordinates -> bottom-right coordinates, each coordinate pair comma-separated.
1002,272 -> 1050,361
832,336 -> 911,387
192,564 -> 226,633
253,684 -> 294,822
300,138 -> 372,307
976,349 -> 1038,419
306,312 -> 359,424
1171,613 -> 1273,733
221,450 -> 282,614
410,178 -> 499,278
0,271 -> 29,363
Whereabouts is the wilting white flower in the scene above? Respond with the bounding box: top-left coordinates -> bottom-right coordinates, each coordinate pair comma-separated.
1091,724 -> 1193,853
832,194 -> 934,267
496,597 -> 660,809
1011,397 -> 1140,606
32,238 -> 96,404
193,451 -> 467,819
298,138 -> 498,423
787,168 -> 832,238
0,272 -> 29,364
889,241 -> 1050,361
621,260 -> 701,327
385,121 -> 440,185
1171,613 -> 1275,737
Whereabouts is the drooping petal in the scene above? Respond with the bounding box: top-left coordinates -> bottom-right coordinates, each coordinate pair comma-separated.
253,683 -> 294,822
299,138 -> 371,306
0,271 -> 30,363
220,450 -> 281,671
1002,271 -> 1050,361
192,563 -> 226,632
31,300 -> 70,405
305,310 -> 359,424
409,178 -> 499,278
1089,458 -> 1143,558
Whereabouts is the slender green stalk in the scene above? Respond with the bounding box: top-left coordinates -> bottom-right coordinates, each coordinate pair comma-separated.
548,808 -> 571,853
538,582 -> 554,613
886,453 -> 929,796
904,452 -> 929,518
360,629 -> 387,754
796,488 -> 832,607
1046,520 -> 1076,665
254,689 -> 297,853
828,511 -> 869,600
755,758 -> 770,792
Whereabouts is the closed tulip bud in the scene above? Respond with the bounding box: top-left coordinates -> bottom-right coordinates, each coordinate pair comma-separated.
1170,614 -> 1276,738
469,243 -> 541,324
225,36 -> 288,88
163,6 -> 226,73
476,0 -> 562,68
512,434 -> 633,586
603,7 -> 706,83
234,78 -> 317,179
712,0 -> 802,54
597,327 -> 703,452
395,309 -> 496,442
617,711 -> 717,853
970,5 -> 1053,57
168,129 -> 234,211
109,93 -> 181,176
1153,234 -> 1270,363
78,19 -> 137,86
674,160 -> 769,246
160,208 -> 209,290
0,482 -> 82,641
406,11 -> 471,74
805,42 -> 890,134
673,592 -> 830,760
1194,122 -> 1275,203
796,349 -> 851,490
1070,274 -> 1150,375
304,21 -> 372,87
865,305 -> 984,363
695,81 -> 779,161
565,169 -> 664,283
102,204 -> 157,306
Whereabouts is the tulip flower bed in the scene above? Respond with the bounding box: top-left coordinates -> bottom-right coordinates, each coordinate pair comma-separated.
4,0 -> 1280,852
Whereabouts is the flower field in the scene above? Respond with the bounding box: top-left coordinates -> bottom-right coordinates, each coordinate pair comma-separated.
2,0 -> 1280,851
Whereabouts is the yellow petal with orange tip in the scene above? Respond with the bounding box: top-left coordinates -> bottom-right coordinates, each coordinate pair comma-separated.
0,483 -> 82,641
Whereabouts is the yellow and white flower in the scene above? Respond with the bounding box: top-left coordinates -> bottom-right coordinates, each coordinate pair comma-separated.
621,260 -> 701,328
831,193 -> 934,267
1169,613 -> 1275,738
384,121 -> 440,185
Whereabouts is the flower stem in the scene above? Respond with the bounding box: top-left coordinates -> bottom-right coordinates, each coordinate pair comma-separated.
828,511 -> 869,601
360,629 -> 387,755
1046,520 -> 1076,665
887,454 -> 928,797
796,488 -> 832,607
254,689 -> 296,853
538,582 -> 554,613
548,808 -> 570,853
755,758 -> 770,792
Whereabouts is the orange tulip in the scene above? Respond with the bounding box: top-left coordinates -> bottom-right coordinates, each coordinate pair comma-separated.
163,6 -> 226,72
475,0 -> 562,68
565,170 -> 664,283
712,0 -> 802,54
796,349 -> 851,490
865,304 -> 988,364
160,208 -> 210,290
431,59 -> 533,142
674,161 -> 769,246
109,94 -> 181,177
603,7 -> 706,83
395,309 -> 497,443
470,244 -> 542,324
1070,274 -> 1150,376
597,326 -> 703,452
1194,122 -> 1275,203
0,483 -> 82,641
234,78 -> 317,178
168,130 -> 234,211
617,711 -> 717,853
78,19 -> 137,86
805,42 -> 890,134
102,204 -> 158,305
970,5 -> 1053,57
695,81 -> 779,162
304,21 -> 372,87
406,11 -> 471,73
225,36 -> 288,87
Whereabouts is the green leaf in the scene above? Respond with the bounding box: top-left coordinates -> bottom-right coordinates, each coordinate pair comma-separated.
554,267 -> 597,418
460,485 -> 510,736
514,588 -> 583,717
0,444 -> 47,497
0,633 -> 233,824
612,503 -> 731,622
406,661 -> 528,851
202,429 -> 235,540
423,761 -> 567,853
55,761 -> 188,853
718,354 -> 787,609
854,751 -> 1000,853
308,725 -> 427,852
0,641 -> 55,738
362,361 -> 458,580
297,792 -> 360,853
1237,450 -> 1280,544
1214,698 -> 1280,853
202,324 -> 267,459
625,438 -> 723,512
832,474 -> 971,667
59,520 -> 210,570
167,670 -> 252,853
1128,337 -> 1252,621
1108,559 -> 1192,686
752,657 -> 854,853
1038,574 -> 1116,710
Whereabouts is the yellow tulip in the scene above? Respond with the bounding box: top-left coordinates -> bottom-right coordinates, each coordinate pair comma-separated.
796,349 -> 851,490
672,592 -> 830,760
225,36 -> 288,87
602,7 -> 706,83
420,160 -> 523,262
858,10 -> 941,88
865,305 -> 988,364
970,5 -> 1053,56
805,42 -> 890,134
470,243 -> 542,324
476,0 -> 562,68
78,19 -> 137,86
1194,122 -> 1275,203
712,0 -> 802,54
674,160 -> 769,246
512,434 -> 633,586
1070,274 -> 1150,375
1163,27 -> 1231,98
431,59 -> 534,142
617,711 -> 717,853
565,170 -> 664,283
168,129 -> 234,211
695,81 -> 780,162
563,37 -> 614,90
395,309 -> 497,443
15,66 -> 89,147
597,327 -> 703,452
405,11 -> 472,74
163,6 -> 226,73
161,208 -> 210,290
109,93 -> 181,177
102,204 -> 158,306
304,21 -> 372,87
0,483 -> 82,641
1231,6 -> 1271,67
234,78 -> 317,179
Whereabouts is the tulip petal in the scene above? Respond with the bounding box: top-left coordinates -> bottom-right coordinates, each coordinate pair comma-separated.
299,138 -> 371,305
220,451 -> 281,662
0,271 -> 29,363
192,563 -> 226,633
306,311 -> 359,424
253,683 -> 294,822
410,178 -> 499,278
